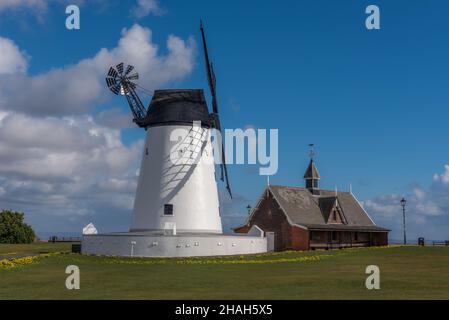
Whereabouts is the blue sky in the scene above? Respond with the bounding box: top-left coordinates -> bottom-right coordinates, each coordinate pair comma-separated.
0,0 -> 449,241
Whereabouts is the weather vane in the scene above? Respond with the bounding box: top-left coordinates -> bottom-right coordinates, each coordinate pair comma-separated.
308,143 -> 315,159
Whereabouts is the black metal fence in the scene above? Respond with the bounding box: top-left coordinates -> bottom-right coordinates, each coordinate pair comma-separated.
48,236 -> 81,243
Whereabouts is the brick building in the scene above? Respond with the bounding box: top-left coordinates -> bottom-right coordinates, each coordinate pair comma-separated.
234,158 -> 389,251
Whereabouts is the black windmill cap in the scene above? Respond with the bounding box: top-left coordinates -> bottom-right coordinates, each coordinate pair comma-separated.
144,89 -> 211,128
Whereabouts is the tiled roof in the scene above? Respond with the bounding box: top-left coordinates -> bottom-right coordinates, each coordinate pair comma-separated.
268,185 -> 387,230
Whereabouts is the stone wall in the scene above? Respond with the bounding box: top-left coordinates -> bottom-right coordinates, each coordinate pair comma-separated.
82,233 -> 267,257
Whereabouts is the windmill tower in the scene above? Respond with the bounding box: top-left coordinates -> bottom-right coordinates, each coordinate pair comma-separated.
82,23 -> 267,257
105,23 -> 232,235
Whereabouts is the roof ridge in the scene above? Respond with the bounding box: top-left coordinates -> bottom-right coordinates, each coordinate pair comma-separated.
269,185 -> 351,194
269,185 -> 307,190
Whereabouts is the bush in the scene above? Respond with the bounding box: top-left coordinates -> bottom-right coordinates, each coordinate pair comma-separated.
0,210 -> 35,244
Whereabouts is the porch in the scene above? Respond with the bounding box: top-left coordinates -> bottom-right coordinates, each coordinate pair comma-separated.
309,230 -> 388,250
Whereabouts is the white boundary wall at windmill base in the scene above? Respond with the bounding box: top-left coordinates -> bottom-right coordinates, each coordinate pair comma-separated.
81,124 -> 269,257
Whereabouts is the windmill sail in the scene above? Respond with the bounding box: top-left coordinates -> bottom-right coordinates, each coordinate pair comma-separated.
105,63 -> 147,127
200,21 -> 232,198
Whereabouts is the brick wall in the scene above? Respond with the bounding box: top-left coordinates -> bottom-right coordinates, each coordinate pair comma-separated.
235,190 -> 310,251
290,226 -> 310,250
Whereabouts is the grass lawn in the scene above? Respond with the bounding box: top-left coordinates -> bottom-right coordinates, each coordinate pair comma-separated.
1,243 -> 448,300
0,242 -> 76,257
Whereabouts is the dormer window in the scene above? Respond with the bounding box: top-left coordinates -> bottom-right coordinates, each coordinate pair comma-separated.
327,203 -> 346,224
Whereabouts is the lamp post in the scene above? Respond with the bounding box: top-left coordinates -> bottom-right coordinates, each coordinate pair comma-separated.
246,205 -> 252,215
400,198 -> 407,245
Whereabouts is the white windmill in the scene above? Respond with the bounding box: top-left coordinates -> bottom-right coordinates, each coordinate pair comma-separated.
82,22 -> 267,257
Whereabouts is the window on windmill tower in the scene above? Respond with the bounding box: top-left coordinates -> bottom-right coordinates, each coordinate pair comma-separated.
164,204 -> 174,216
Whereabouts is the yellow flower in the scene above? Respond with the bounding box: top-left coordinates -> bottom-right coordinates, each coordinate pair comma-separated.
0,252 -> 60,270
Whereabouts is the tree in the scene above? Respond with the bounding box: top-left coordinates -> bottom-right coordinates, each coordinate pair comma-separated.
0,210 -> 35,244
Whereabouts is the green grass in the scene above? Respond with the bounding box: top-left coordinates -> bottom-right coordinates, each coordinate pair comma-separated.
1,243 -> 448,300
0,242 -> 76,257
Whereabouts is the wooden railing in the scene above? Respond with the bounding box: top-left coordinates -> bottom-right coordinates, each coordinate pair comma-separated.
432,241 -> 449,246
309,240 -> 371,250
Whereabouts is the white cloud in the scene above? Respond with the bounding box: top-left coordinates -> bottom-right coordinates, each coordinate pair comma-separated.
0,0 -> 47,13
0,37 -> 28,75
0,1 -> 162,21
413,187 -> 426,200
0,25 -> 197,234
0,111 -> 143,231
130,0 -> 163,18
0,112 -> 142,182
433,164 -> 449,184
362,165 -> 449,241
95,108 -> 133,129
0,24 -> 195,116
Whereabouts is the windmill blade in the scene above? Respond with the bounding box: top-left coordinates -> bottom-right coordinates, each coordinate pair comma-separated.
125,65 -> 134,76
127,73 -> 139,81
214,118 -> 225,182
216,116 -> 232,198
105,77 -> 116,88
105,62 -> 149,127
223,164 -> 232,198
105,77 -> 120,95
126,82 -> 137,92
210,63 -> 216,91
116,63 -> 124,75
200,21 -> 219,114
108,67 -> 118,78
201,21 -> 232,198
121,80 -> 138,94
110,84 -> 121,95
210,64 -> 219,114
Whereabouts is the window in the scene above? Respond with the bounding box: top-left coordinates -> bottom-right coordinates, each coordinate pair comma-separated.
332,232 -> 338,241
354,232 -> 358,241
311,232 -> 322,241
164,204 -> 173,216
